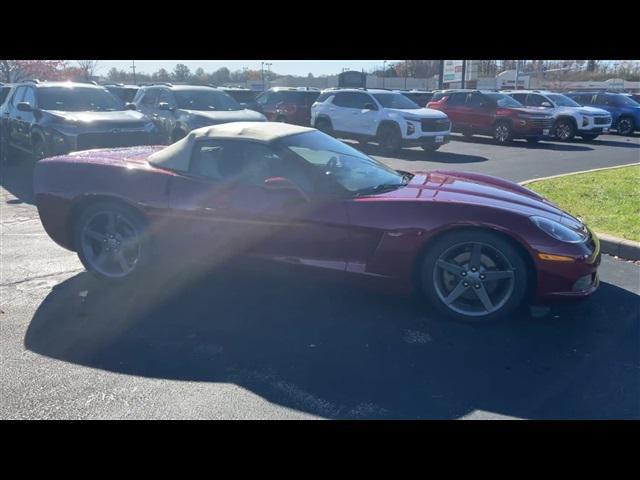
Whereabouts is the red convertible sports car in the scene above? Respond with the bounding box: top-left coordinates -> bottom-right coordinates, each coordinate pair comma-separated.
34,122 -> 600,322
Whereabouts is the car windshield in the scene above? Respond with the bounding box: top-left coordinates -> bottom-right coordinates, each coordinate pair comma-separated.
614,94 -> 640,106
484,93 -> 523,108
276,131 -> 408,194
373,93 -> 420,109
546,94 -> 581,107
38,87 -> 125,112
174,90 -> 242,111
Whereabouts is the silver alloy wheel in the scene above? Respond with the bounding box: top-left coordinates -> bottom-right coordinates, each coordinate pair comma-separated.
617,118 -> 633,135
433,242 -> 515,317
494,124 -> 510,142
555,121 -> 572,140
80,210 -> 141,279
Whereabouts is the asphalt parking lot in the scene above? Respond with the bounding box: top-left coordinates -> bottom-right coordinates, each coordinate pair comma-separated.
1,133 -> 639,419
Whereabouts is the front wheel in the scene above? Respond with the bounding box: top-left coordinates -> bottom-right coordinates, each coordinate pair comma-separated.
493,121 -> 513,144
420,230 -> 528,323
616,117 -> 635,136
315,118 -> 333,136
73,202 -> 151,282
377,125 -> 402,155
553,119 -> 576,141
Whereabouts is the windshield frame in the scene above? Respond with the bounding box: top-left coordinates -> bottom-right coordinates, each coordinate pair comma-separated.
274,131 -> 406,196
174,89 -> 243,111
37,86 -> 126,112
373,92 -> 421,110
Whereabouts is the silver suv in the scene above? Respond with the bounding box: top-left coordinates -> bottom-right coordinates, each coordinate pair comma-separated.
310,88 -> 451,154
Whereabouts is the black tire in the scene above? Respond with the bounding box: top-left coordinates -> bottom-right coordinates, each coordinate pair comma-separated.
73,201 -> 152,283
315,117 -> 333,136
461,129 -> 474,140
526,137 -> 540,144
492,121 -> 513,144
377,124 -> 402,155
421,144 -> 441,152
580,134 -> 599,142
616,117 -> 635,136
419,229 -> 529,323
32,135 -> 49,161
553,118 -> 576,141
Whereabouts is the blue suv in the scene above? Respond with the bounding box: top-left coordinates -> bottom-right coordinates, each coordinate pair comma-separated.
567,91 -> 640,136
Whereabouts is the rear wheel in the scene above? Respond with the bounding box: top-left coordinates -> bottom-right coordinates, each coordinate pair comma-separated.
493,121 -> 513,144
461,128 -> 474,139
420,230 -> 528,323
377,124 -> 402,155
73,202 -> 151,282
554,118 -> 576,141
171,129 -> 187,143
617,117 -> 635,136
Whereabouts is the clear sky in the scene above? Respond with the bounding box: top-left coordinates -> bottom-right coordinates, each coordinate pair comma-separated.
92,60 -> 399,77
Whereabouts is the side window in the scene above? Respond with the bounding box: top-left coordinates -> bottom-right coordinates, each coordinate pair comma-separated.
510,93 -> 527,105
595,94 -> 614,106
526,94 -> 547,107
157,89 -> 174,106
140,89 -> 159,107
190,140 -> 241,180
22,87 -> 36,107
332,92 -> 353,108
466,92 -> 484,106
351,92 -> 374,109
239,143 -> 285,186
446,93 -> 466,106
315,92 -> 334,104
11,87 -> 26,106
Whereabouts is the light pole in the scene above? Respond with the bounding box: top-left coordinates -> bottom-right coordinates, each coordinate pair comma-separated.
130,60 -> 136,84
382,60 -> 387,88
242,67 -> 248,87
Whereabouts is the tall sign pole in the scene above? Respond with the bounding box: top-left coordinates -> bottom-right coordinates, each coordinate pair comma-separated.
515,60 -> 521,90
438,60 -> 444,89
131,60 -> 137,84
461,60 -> 466,89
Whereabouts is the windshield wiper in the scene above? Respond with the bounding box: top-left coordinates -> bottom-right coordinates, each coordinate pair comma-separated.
353,183 -> 405,197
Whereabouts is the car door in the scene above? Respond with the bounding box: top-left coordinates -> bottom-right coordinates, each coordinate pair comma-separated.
136,88 -> 163,138
592,94 -> 619,124
19,87 -> 37,148
465,92 -> 493,133
155,89 -> 178,141
167,139 -> 351,272
440,92 -> 468,131
329,92 -> 354,133
351,92 -> 379,136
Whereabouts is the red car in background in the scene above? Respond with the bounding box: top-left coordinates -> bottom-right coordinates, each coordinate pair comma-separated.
427,90 -> 554,144
250,87 -> 320,125
34,122 -> 600,323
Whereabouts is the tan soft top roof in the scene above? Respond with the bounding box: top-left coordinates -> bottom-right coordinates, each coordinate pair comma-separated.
148,122 -> 314,171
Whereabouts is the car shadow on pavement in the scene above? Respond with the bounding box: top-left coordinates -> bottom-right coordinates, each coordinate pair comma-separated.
355,143 -> 488,163
582,138 -> 640,149
24,266 -> 639,419
451,135 -> 595,152
0,158 -> 36,205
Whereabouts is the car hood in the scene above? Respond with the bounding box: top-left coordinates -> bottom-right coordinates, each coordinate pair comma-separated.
184,109 -> 266,123
46,109 -> 151,125
385,107 -> 448,119
367,170 -> 569,221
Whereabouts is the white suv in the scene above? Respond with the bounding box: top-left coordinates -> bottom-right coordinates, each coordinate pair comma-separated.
504,90 -> 612,141
310,88 -> 451,154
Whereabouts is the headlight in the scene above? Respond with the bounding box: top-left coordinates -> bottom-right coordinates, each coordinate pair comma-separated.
530,216 -> 588,243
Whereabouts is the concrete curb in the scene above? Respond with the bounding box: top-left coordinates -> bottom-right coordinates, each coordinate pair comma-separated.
519,163 -> 640,261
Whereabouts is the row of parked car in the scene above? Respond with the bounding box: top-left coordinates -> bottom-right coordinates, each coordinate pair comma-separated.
1,79 -> 638,162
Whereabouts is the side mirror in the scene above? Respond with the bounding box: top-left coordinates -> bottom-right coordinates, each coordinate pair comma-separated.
125,102 -> 137,110
541,101 -> 553,108
17,102 -> 33,112
158,102 -> 174,111
364,103 -> 376,110
264,176 -> 309,202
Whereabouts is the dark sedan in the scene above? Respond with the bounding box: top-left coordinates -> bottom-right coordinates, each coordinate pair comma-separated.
34,122 -> 600,322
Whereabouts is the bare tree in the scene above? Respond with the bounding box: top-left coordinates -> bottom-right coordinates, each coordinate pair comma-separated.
76,60 -> 100,81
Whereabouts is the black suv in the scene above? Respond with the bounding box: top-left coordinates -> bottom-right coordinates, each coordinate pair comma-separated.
0,81 -> 158,162
132,84 -> 266,144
